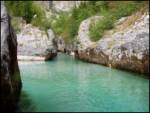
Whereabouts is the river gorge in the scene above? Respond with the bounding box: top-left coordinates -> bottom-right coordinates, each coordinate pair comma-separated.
1,1 -> 149,112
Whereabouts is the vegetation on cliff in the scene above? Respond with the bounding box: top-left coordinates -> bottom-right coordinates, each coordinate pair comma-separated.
51,1 -> 108,42
51,1 -> 148,42
89,1 -> 148,41
5,1 -> 50,32
5,1 -> 148,42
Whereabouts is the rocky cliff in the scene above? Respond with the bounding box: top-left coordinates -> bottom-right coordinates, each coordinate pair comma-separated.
17,24 -> 57,61
75,11 -> 149,75
1,2 -> 22,111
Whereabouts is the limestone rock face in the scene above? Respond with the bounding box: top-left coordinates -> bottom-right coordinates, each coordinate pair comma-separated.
57,37 -> 77,55
17,25 -> 57,60
1,2 -> 22,111
77,16 -> 103,50
52,1 -> 84,12
34,1 -> 86,12
76,13 -> 149,74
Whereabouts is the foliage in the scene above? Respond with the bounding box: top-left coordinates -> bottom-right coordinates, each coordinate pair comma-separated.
5,1 -> 47,31
5,1 -> 34,23
11,17 -> 22,33
90,17 -> 114,41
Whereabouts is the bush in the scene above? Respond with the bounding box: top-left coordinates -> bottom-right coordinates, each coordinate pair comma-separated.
90,17 -> 114,41
5,1 -> 24,17
112,1 -> 139,20
11,17 -> 22,33
31,3 -> 46,28
5,1 -> 34,23
5,1 -> 46,27
95,1 -> 108,12
22,1 -> 34,23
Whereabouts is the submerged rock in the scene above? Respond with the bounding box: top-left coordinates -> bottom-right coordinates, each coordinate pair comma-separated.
76,13 -> 149,75
17,25 -> 57,61
1,2 -> 22,111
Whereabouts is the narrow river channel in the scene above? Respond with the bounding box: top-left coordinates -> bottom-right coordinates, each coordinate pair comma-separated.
17,53 -> 149,112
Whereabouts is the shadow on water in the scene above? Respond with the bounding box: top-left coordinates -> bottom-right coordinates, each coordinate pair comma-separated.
16,91 -> 36,112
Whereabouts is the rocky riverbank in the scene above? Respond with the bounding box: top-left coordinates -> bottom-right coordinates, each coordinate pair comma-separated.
75,11 -> 149,75
55,11 -> 149,75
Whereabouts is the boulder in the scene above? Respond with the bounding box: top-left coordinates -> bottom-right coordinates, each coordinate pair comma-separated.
1,2 -> 22,111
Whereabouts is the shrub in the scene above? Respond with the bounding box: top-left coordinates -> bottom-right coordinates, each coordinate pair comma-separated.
22,1 -> 34,23
5,1 -> 34,23
31,3 -> 46,28
11,17 -> 22,33
5,1 -> 24,17
90,17 -> 114,41
5,1 -> 51,31
112,1 -> 139,20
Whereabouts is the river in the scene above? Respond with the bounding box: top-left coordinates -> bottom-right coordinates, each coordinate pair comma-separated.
17,53 -> 149,112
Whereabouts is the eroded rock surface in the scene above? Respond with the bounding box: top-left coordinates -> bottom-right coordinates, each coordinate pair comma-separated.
1,2 -> 22,111
17,25 -> 57,60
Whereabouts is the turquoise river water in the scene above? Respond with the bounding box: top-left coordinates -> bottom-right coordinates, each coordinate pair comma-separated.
18,53 -> 149,112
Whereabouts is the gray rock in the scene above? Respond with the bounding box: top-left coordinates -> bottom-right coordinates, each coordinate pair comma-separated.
52,1 -> 86,12
57,37 -> 77,55
77,16 -> 103,50
1,2 -> 22,111
17,25 -> 57,60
